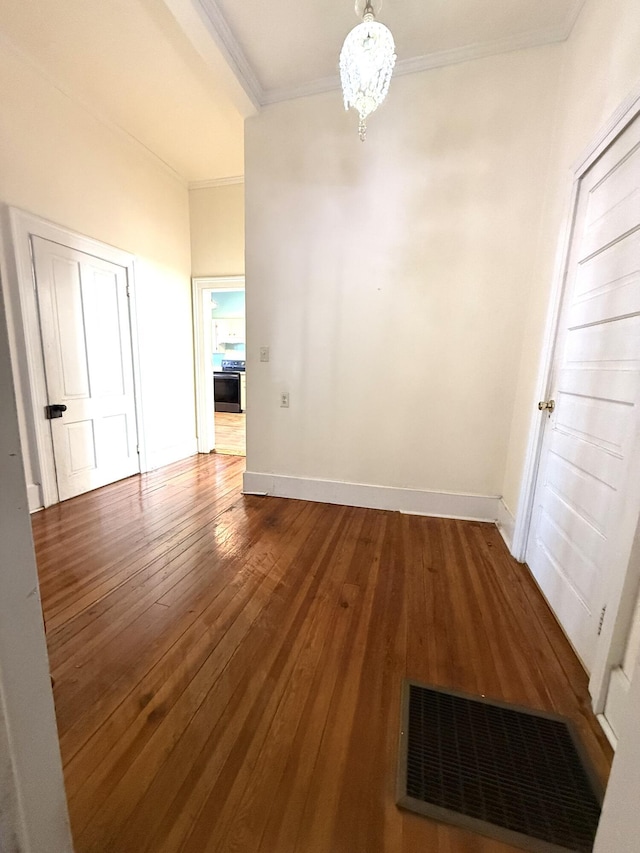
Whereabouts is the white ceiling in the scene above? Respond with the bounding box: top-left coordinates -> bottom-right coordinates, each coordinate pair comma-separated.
1,0 -> 585,182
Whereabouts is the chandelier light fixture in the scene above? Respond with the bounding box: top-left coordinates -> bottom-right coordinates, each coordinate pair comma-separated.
339,0 -> 396,141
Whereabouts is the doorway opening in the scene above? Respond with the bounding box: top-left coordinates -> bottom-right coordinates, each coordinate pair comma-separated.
193,276 -> 246,458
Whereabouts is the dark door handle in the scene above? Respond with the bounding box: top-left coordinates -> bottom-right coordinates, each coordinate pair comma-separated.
45,404 -> 67,420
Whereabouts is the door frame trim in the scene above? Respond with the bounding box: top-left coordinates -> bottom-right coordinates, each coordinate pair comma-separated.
513,84 -> 640,714
192,275 -> 245,454
6,208 -> 146,507
510,177 -> 580,562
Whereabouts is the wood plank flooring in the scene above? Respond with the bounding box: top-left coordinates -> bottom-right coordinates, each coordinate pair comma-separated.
215,412 -> 246,456
33,454 -> 613,853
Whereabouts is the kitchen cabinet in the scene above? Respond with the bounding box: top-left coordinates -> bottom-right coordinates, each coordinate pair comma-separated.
213,318 -> 245,349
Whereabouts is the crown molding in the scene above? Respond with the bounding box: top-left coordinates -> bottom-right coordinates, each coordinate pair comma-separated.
0,31 -> 187,186
565,0 -> 587,36
188,176 -> 244,189
261,23 -> 574,105
193,0 -> 585,109
393,23 -> 570,78
261,74 -> 343,106
195,0 -> 264,109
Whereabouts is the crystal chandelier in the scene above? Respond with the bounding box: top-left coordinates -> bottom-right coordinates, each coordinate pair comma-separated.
339,1 -> 396,141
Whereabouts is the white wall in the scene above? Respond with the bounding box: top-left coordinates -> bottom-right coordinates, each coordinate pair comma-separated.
244,44 -> 562,503
0,285 -> 72,852
189,183 -> 245,277
0,36 -> 197,505
502,0 -> 640,515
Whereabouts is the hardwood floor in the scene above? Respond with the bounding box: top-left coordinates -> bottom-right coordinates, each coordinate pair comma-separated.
214,411 -> 246,456
33,454 -> 612,853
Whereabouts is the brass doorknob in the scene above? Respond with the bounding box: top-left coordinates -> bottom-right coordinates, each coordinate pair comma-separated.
538,400 -> 555,413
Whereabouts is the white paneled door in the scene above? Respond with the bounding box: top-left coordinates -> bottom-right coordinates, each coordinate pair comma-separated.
32,237 -> 140,501
526,113 -> 640,694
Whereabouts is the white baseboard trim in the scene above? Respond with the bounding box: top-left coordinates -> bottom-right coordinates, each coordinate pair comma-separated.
26,440 -> 198,511
496,497 -> 517,556
145,438 -> 198,471
27,483 -> 43,513
242,472 -> 501,521
596,713 -> 618,751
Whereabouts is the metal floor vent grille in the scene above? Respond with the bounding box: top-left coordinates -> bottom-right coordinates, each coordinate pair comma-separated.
397,681 -> 603,853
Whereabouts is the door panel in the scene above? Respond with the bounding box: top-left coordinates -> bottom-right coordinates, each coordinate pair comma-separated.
545,448 -> 613,532
536,505 -> 599,605
553,393 -> 630,459
83,268 -> 128,397
67,420 -> 97,473
581,141 -> 640,256
51,255 -> 91,397
572,228 -> 640,328
564,316 -> 640,369
32,237 -> 139,501
526,113 -> 640,679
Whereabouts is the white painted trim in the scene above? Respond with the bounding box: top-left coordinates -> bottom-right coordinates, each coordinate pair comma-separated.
195,0 -> 263,108
194,275 -> 245,289
591,513 -> 640,714
496,498 -> 517,555
188,176 -> 244,190
6,211 -> 56,507
0,31 -> 186,187
243,472 -> 500,522
573,80 -> 640,175
565,0 -> 587,36
260,74 -> 343,106
127,260 -> 148,476
192,275 -> 245,454
6,207 -> 147,507
145,439 -> 198,470
602,667 -> 631,746
193,279 -> 215,454
27,484 -> 42,513
596,714 -> 618,751
393,25 -> 569,76
159,0 -> 258,117
511,180 -> 580,562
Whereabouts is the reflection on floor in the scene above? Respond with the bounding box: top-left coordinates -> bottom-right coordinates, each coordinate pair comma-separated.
214,411 -> 246,456
34,454 -> 612,853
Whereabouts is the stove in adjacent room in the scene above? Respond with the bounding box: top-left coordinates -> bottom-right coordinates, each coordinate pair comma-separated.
214,360 -> 245,413
221,359 -> 245,373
